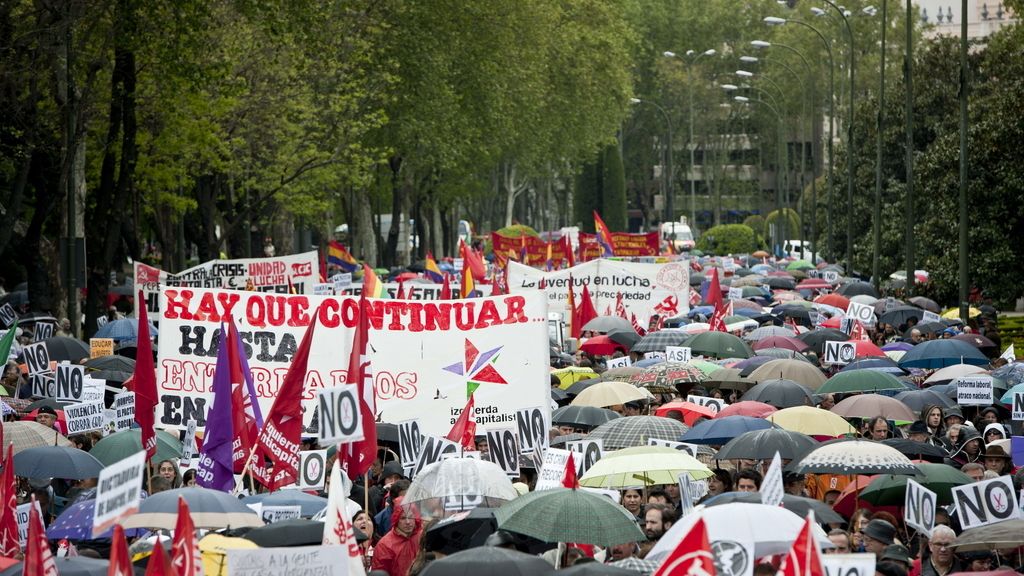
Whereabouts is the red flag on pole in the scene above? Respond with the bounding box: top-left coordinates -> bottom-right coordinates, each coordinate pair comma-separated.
228,319 -> 259,474
440,274 -> 452,300
0,444 -> 18,558
247,305 -> 322,490
777,516 -> 825,576
615,292 -> 628,319
567,277 -> 580,340
134,290 -> 158,460
23,495 -> 57,576
653,516 -> 717,576
708,302 -> 729,332
445,394 -> 477,449
108,525 -> 134,576
340,293 -> 377,480
145,539 -> 178,576
562,453 -> 579,489
578,284 -> 598,331
171,497 -> 201,576
706,268 -> 723,309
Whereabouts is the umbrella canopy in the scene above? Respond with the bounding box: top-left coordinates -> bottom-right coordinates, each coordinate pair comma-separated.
814,293 -> 851,310
122,487 -> 263,530
768,406 -> 857,437
93,318 -> 159,342
877,439 -> 949,463
753,336 -> 809,353
817,371 -> 907,395
30,336 -> 91,363
715,401 -> 777,419
82,355 -> 136,382
579,335 -> 627,356
557,564 -> 639,576
243,519 -> 326,547
744,326 -> 797,342
628,362 -> 707,395
421,545 -> 556,576
241,490 -> 328,517
858,463 -> 972,507
405,458 -> 518,518
686,331 -> 754,360
565,377 -> 604,397
747,359 -> 827,390
924,363 -> 987,384
47,498 -> 147,541
838,357 -> 907,375
582,316 -> 635,334
588,416 -> 688,450
837,282 -> 878,298
791,438 -> 919,476
652,401 -> 714,426
422,507 -> 553,556
878,306 -> 925,327
992,363 -> 1024,387
13,446 -> 104,479
716,427 -> 818,460
898,339 -> 990,369
703,491 -> 844,525
90,429 -> 183,465
0,557 -> 128,576
908,296 -> 940,313
754,348 -> 812,361
741,378 -> 815,409
495,488 -> 644,547
602,366 -> 644,383
579,445 -> 712,487
894,389 -> 956,411
199,533 -> 259,575
798,329 -> 850,355
952,333 -> 997,353
647,503 -> 832,562
948,519 -> 1024,552
607,328 -> 641,349
570,381 -> 652,409
609,558 -> 661,575
630,330 -> 690,353
552,367 -> 600,388
2,421 -> 72,454
830,395 -> 917,422
551,405 -> 621,431
703,368 -> 753,392
679,415 -> 773,445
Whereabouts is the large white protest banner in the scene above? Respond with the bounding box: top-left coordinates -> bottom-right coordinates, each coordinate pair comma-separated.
156,289 -> 550,437
134,251 -> 321,322
227,546 -> 349,576
338,282 -> 491,300
64,401 -> 105,434
821,554 -> 876,576
508,259 -> 690,327
92,451 -> 147,537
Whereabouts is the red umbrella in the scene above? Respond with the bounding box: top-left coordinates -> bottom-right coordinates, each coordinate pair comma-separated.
831,474 -> 899,518
798,279 -> 832,291
394,272 -> 419,282
851,340 -> 886,358
814,293 -> 851,311
654,401 -> 716,426
715,400 -> 777,419
752,336 -> 809,353
819,316 -> 842,329
579,335 -> 626,356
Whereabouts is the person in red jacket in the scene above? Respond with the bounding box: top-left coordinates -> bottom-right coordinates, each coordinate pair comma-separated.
371,498 -> 422,576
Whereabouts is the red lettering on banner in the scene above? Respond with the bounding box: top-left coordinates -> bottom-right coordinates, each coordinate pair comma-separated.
164,289 -> 194,320
375,371 -> 419,401
319,299 -> 341,328
365,300 -> 386,330
475,300 -> 501,329
246,296 -> 266,327
217,292 -> 241,318
266,296 -> 287,326
406,303 -> 425,332
159,359 -> 217,393
287,297 -> 311,327
454,302 -> 476,330
504,295 -> 528,324
384,301 -> 408,330
424,303 -> 452,331
193,292 -> 219,321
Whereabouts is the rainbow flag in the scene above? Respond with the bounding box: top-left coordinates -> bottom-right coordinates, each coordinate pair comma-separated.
424,252 -> 445,283
460,268 -> 479,299
593,211 -> 616,257
328,241 -> 359,273
362,264 -> 384,298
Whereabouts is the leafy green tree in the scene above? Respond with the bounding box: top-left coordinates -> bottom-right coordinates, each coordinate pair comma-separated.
696,224 -> 764,254
601,144 -> 628,231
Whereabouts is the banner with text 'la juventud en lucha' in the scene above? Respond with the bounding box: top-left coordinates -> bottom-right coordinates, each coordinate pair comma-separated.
156,288 -> 550,438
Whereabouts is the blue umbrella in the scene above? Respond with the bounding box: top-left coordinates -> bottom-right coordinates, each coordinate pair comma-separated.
243,490 -> 328,517
633,357 -> 665,368
838,357 -> 908,375
897,339 -> 989,369
993,363 -> 1024,387
688,306 -> 713,318
999,383 -> 1024,407
93,318 -> 159,342
13,446 -> 105,480
679,416 -> 773,445
47,498 -> 147,540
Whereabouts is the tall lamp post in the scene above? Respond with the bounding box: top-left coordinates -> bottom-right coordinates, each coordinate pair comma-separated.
734,95 -> 785,250
957,0 -> 969,321
664,49 -> 717,228
630,98 -> 674,225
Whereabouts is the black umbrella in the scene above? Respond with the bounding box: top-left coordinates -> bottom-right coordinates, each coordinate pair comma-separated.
798,329 -> 849,355
39,336 -> 91,363
551,388 -> 570,404
740,378 -> 814,409
0,291 -> 28,308
908,297 -> 940,313
893,389 -> 956,411
0,557 -> 143,576
772,306 -> 818,329
424,506 -> 499,554
565,377 -> 603,397
83,355 -> 136,373
765,277 -> 796,290
243,519 -> 327,547
13,446 -> 105,479
837,281 -> 879,298
551,406 -> 621,431
878,306 -> 924,327
716,427 -> 818,460
704,491 -> 845,524
556,563 -> 638,576
420,545 -> 555,576
607,328 -> 641,349
879,439 -> 948,463
377,422 -> 399,444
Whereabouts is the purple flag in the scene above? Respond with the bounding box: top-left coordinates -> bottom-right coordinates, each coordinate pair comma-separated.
1012,436 -> 1024,467
233,324 -> 264,428
196,324 -> 236,492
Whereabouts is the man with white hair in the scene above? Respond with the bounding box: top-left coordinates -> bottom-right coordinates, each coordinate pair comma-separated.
920,525 -> 960,576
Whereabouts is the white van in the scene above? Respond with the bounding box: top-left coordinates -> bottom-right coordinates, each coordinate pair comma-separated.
661,218 -> 696,252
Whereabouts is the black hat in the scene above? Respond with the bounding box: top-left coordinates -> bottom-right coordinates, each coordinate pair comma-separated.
980,406 -> 1000,418
882,544 -> 912,565
943,407 -> 964,422
381,460 -> 406,480
36,405 -> 57,416
907,421 -> 929,436
862,519 -> 896,545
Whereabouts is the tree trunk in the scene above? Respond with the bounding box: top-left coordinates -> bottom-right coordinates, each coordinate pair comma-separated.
384,155 -> 403,268
353,188 -> 377,265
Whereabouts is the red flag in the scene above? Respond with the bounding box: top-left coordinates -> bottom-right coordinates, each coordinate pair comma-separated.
445,394 -> 477,449
630,313 -> 647,337
23,495 -> 57,576
171,497 -> 201,576
593,211 -> 616,257
440,274 -> 452,300
0,444 -> 18,558
615,292 -> 628,319
706,268 -> 723,309
108,525 -> 134,576
340,293 -> 377,480
653,517 -> 716,576
563,235 -> 575,268
459,240 -> 486,280
568,277 -> 580,340
247,305 -> 321,490
228,320 -> 258,474
562,453 -> 579,489
396,281 -> 406,300
778,516 -> 825,576
145,540 -> 178,576
708,302 -> 729,332
578,284 -> 598,332
134,290 -> 158,460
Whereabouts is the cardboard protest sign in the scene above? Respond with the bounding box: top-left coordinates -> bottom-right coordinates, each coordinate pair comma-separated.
728,287 -> 744,300
398,419 -> 423,466
92,451 -> 147,537
295,450 -> 327,490
179,419 -> 198,467
485,426 -> 521,477
33,322 -> 55,341
535,448 -> 572,490
227,546 -> 348,576
81,377 -> 104,403
29,373 -> 54,399
606,356 -> 632,369
821,271 -> 840,284
951,475 -> 1020,530
846,301 -> 876,326
317,384 -> 363,444
824,341 -> 856,365
312,283 -> 334,296
821,554 -> 876,576
23,342 -> 50,375
113,390 -> 135,432
515,406 -> 550,455
686,395 -> 727,415
155,289 -> 550,437
565,438 -> 603,476
666,346 -> 692,363
957,376 -> 994,406
904,478 -> 937,537
644,351 -> 666,360
647,438 -> 699,458
90,338 -> 114,359
55,362 -> 86,403
16,502 -> 42,546
64,401 -> 105,435
1013,392 -> 1024,421
412,435 -> 460,477
0,304 -> 16,328
508,259 -> 691,329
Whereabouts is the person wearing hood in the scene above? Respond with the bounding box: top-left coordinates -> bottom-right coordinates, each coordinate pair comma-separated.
950,425 -> 984,466
372,497 -> 423,576
982,422 -> 1006,445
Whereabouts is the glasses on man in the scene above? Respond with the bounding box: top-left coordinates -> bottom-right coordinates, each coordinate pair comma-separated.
930,541 -> 953,549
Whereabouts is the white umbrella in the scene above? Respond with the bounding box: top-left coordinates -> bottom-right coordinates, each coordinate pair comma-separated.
848,294 -> 879,305
792,438 -> 920,476
647,503 -> 832,562
404,457 -> 518,518
923,363 -> 987,385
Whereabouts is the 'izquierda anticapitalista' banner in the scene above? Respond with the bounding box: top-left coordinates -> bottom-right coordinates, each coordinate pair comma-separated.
155,288 -> 550,438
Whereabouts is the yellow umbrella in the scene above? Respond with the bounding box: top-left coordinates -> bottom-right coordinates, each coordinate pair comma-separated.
552,367 -> 600,389
942,307 -> 980,319
199,533 -> 259,576
579,446 -> 713,487
571,381 -> 653,409
768,406 -> 856,437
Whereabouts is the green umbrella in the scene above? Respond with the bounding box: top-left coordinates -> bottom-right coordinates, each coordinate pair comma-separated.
859,463 -> 974,506
90,429 -> 183,466
816,370 -> 907,394
687,331 -> 754,360
786,260 -> 814,271
690,360 -> 723,376
494,488 -> 644,547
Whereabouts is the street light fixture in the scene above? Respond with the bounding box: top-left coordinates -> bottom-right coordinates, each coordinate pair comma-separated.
740,56 -> 759,63
736,70 -> 755,77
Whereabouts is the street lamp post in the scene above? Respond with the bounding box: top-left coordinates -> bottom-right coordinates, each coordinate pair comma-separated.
958,0 -> 969,321
631,98 -> 674,225
665,49 -> 717,228
733,94 -> 785,252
